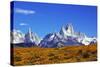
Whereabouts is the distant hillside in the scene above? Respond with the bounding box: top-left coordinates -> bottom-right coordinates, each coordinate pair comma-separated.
11,43 -> 97,66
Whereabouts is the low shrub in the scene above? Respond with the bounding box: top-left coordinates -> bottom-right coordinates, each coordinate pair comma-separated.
14,56 -> 22,62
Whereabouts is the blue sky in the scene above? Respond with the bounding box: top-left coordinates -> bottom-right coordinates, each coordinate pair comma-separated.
12,1 -> 97,38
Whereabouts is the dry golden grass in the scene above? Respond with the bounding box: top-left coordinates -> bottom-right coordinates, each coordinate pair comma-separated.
11,44 -> 97,66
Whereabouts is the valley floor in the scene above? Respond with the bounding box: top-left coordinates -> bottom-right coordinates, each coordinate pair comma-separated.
11,44 -> 97,66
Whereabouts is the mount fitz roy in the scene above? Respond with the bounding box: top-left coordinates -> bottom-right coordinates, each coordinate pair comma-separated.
11,23 -> 97,47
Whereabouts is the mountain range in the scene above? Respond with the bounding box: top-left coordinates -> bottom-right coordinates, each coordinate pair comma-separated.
11,23 -> 97,47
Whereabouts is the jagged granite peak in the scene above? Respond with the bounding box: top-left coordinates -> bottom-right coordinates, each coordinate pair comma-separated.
11,28 -> 41,47
24,27 -> 41,45
40,23 -> 97,47
11,23 -> 97,47
60,23 -> 74,37
65,23 -> 74,34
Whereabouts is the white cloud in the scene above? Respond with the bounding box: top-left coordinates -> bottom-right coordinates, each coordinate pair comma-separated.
15,8 -> 36,15
19,23 -> 28,26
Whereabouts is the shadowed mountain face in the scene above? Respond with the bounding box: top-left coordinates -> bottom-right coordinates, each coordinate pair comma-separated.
11,23 -> 97,48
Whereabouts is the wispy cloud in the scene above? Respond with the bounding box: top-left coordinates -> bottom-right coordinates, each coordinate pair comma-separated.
19,23 -> 28,26
15,8 -> 36,15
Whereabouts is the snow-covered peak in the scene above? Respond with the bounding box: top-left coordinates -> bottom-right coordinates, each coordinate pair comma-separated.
65,23 -> 74,34
11,23 -> 97,47
81,36 -> 97,45
11,29 -> 24,44
60,23 -> 74,37
40,23 -> 97,47
24,28 -> 41,45
11,28 -> 41,46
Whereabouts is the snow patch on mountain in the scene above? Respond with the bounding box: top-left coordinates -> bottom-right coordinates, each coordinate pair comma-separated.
11,23 -> 97,47
24,28 -> 41,45
11,28 -> 41,46
40,23 -> 97,47
11,29 -> 24,44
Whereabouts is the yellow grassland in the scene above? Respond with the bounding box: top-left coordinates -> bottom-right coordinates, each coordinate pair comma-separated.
12,44 -> 97,66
